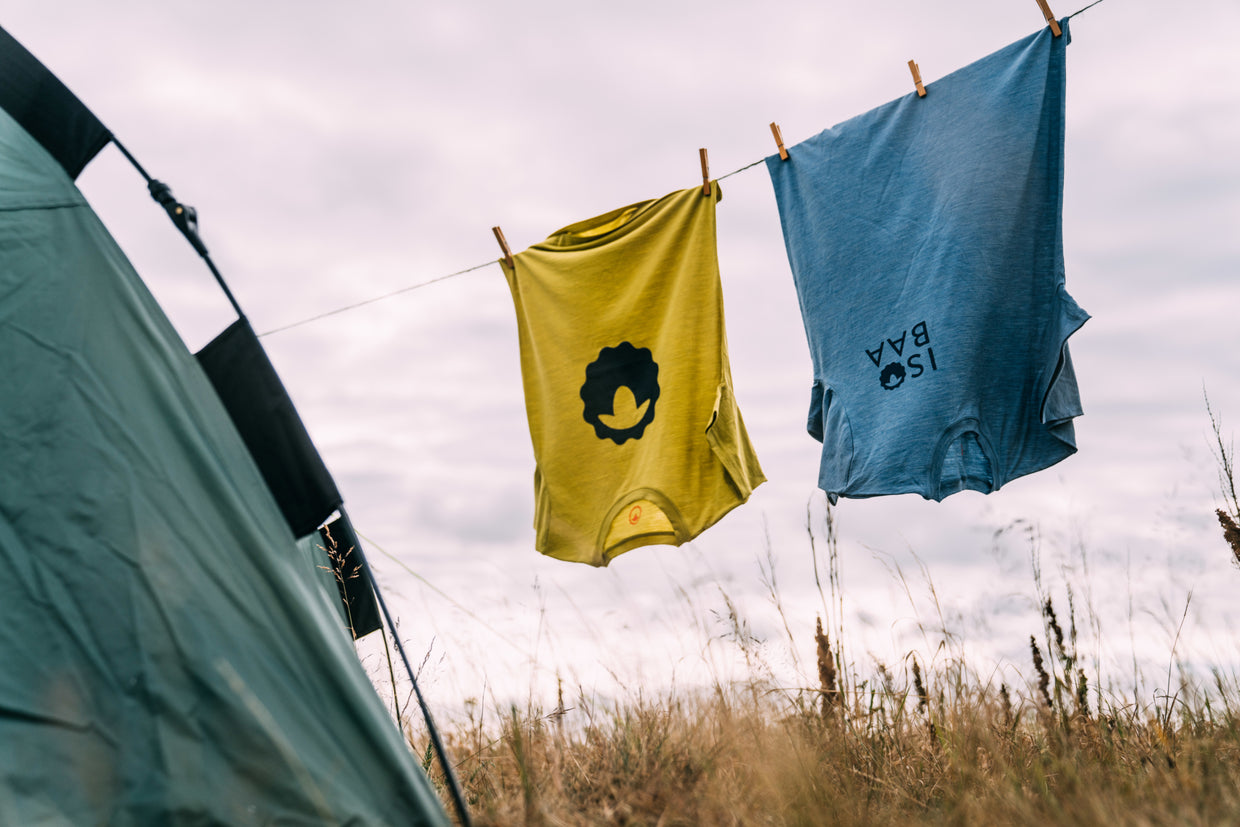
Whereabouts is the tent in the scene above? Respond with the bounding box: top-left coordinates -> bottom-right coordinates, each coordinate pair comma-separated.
0,23 -> 454,826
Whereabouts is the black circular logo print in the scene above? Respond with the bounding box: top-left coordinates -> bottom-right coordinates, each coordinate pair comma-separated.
879,361 -> 906,390
580,342 -> 660,444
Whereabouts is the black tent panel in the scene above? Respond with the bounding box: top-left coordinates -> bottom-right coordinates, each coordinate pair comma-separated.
0,25 -> 111,179
196,318 -> 343,538
319,518 -> 383,639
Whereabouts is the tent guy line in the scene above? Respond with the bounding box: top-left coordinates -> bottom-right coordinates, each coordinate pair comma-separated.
359,527 -> 531,657
252,0 -> 1106,341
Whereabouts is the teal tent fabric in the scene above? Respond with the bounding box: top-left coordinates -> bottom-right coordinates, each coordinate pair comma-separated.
296,534 -> 353,632
0,104 -> 447,824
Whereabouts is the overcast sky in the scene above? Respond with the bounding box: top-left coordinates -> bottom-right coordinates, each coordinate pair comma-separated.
6,0 -> 1240,712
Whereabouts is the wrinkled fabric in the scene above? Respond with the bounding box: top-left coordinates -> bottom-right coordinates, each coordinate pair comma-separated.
503,183 -> 765,565
767,22 -> 1087,502
0,105 -> 446,826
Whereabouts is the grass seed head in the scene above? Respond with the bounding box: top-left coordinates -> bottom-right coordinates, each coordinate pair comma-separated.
1217,509 -> 1240,568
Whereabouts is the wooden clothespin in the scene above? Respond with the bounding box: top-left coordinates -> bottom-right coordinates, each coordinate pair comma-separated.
770,122 -> 788,161
492,226 -> 514,269
1034,0 -> 1063,36
908,60 -> 926,98
699,148 -> 711,196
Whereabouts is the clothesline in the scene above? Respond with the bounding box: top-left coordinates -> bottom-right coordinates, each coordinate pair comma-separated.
256,0 -> 1106,340
258,260 -> 497,337
255,157 -> 768,338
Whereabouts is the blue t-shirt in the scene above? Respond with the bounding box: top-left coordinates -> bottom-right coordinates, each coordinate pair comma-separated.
767,22 -> 1088,502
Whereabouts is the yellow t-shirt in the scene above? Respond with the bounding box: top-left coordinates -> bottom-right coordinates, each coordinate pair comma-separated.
502,182 -> 765,566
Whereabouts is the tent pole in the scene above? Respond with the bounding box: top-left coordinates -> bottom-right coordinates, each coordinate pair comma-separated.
112,138 -> 246,320
338,508 -> 473,827
113,135 -> 469,824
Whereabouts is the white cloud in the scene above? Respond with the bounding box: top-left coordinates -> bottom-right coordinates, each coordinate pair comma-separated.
5,0 -> 1239,711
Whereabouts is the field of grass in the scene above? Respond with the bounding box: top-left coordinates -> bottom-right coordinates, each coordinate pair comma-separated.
396,413 -> 1240,826
440,659 -> 1240,826
411,551 -> 1240,824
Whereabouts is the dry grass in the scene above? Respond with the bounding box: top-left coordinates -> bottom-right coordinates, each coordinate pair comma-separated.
399,404 -> 1240,825
414,544 -> 1240,826
429,651 -> 1240,826
1209,394 -> 1240,570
